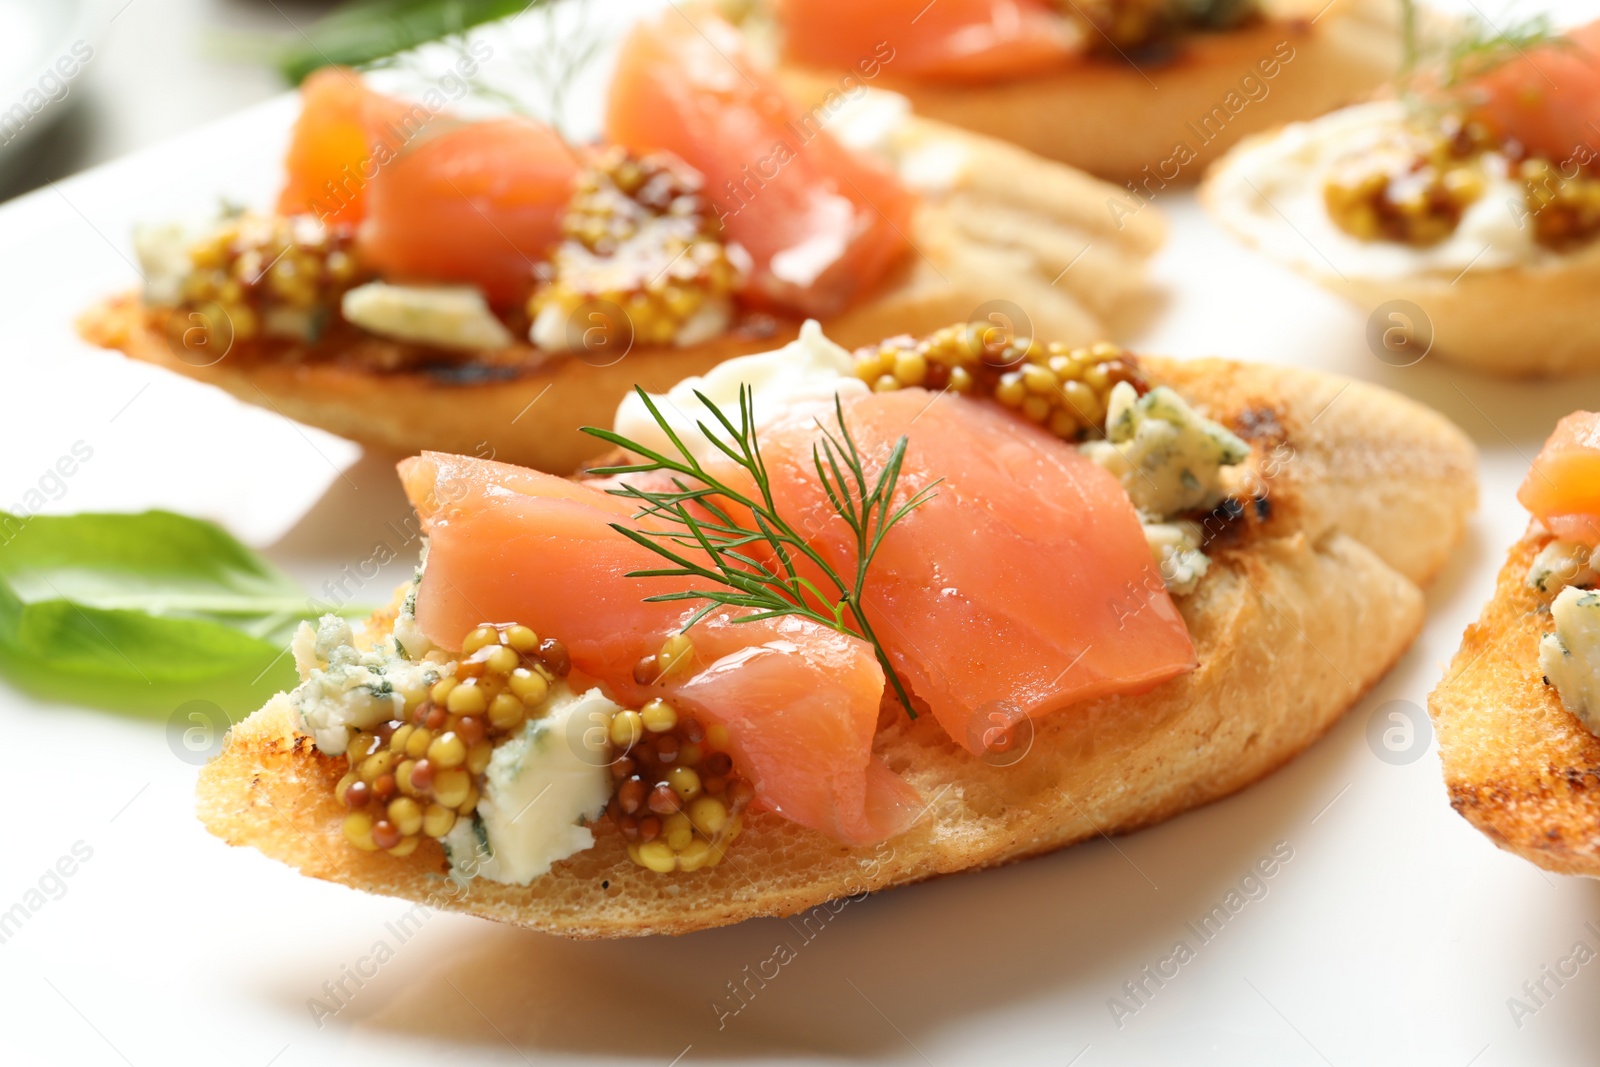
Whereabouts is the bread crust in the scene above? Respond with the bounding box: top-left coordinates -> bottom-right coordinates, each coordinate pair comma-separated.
1269,254 -> 1600,378
76,119 -> 1162,475
196,357 -> 1476,937
1430,530 -> 1600,875
771,0 -> 1399,185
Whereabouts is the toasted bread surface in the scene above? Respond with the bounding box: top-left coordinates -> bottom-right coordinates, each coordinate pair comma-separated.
772,0 -> 1399,185
1430,530 -> 1600,875
77,119 -> 1161,474
196,358 -> 1476,936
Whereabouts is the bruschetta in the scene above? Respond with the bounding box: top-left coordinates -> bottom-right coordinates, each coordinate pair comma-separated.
735,0 -> 1401,184
1431,412 -> 1600,875
197,320 -> 1476,936
76,7 -> 1160,474
1205,19 -> 1600,377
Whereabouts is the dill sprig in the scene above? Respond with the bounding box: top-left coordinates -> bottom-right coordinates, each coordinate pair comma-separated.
360,0 -> 606,141
1438,11 -> 1564,87
582,387 -> 939,718
1397,0 -> 1566,87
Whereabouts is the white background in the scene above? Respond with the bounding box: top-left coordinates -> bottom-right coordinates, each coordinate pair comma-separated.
2,1 -> 1600,1064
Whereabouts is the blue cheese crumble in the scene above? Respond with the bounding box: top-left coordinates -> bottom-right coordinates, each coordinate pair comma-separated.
1144,521 -> 1210,597
442,687 -> 615,885
290,615 -> 441,756
1082,382 -> 1250,596
1526,540 -> 1599,599
340,281 -> 514,351
1083,382 -> 1251,519
1541,587 -> 1600,734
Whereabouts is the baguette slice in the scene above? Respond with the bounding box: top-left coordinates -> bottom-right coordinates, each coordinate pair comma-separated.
767,0 -> 1400,185
1203,111 -> 1600,378
196,356 -> 1476,937
76,118 -> 1162,475
1430,529 -> 1600,874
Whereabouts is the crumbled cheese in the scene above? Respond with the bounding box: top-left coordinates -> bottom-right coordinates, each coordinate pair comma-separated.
1526,540 -> 1599,598
289,615 -> 439,756
341,281 -> 513,351
612,319 -> 869,466
1542,587 -> 1600,734
442,687 -> 615,885
133,219 -> 202,307
1082,382 -> 1250,520
1145,520 -> 1210,596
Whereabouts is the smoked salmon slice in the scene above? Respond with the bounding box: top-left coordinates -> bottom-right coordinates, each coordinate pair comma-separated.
276,69 -> 579,304
777,0 -> 1076,83
1520,411 -> 1600,546
357,118 -> 580,306
1461,20 -> 1600,163
276,67 -> 425,226
750,389 -> 1197,753
398,452 -> 920,846
605,9 -> 915,318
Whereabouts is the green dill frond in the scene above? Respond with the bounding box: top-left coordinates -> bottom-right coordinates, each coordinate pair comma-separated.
582,387 -> 938,718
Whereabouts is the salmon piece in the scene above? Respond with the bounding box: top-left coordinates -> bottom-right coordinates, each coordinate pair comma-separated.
276,68 -> 578,303
1462,20 -> 1600,162
605,9 -> 915,317
358,118 -> 580,306
777,0 -> 1076,83
276,67 -> 421,226
1520,411 -> 1600,545
749,390 -> 1197,753
398,452 -> 920,846
663,616 -> 920,844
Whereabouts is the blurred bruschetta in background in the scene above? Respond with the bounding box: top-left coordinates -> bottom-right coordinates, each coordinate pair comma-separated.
1206,18 -> 1600,377
78,7 -> 1162,473
735,0 -> 1401,184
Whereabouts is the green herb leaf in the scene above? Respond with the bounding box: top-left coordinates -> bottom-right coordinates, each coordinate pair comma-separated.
1439,11 -> 1564,87
0,510 -> 365,717
1398,0 -> 1566,88
583,387 -> 938,718
277,0 -> 536,84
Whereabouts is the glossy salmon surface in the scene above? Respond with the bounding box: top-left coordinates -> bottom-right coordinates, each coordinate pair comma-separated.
275,67 -> 411,225
750,389 -> 1197,753
277,69 -> 579,304
1462,20 -> 1600,162
356,118 -> 580,306
777,0 -> 1075,83
399,452 -> 920,846
606,9 -> 915,317
1521,410 -> 1600,545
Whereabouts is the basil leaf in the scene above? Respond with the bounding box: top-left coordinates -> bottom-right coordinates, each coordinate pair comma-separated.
0,510 -> 367,717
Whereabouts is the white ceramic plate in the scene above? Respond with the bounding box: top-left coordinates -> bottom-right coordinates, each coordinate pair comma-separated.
1,2 -> 1598,1065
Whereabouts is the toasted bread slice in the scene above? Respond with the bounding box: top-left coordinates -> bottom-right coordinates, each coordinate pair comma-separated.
1203,115 -> 1600,378
1430,529 -> 1600,874
196,356 -> 1476,937
767,0 -> 1400,185
76,118 -> 1161,475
